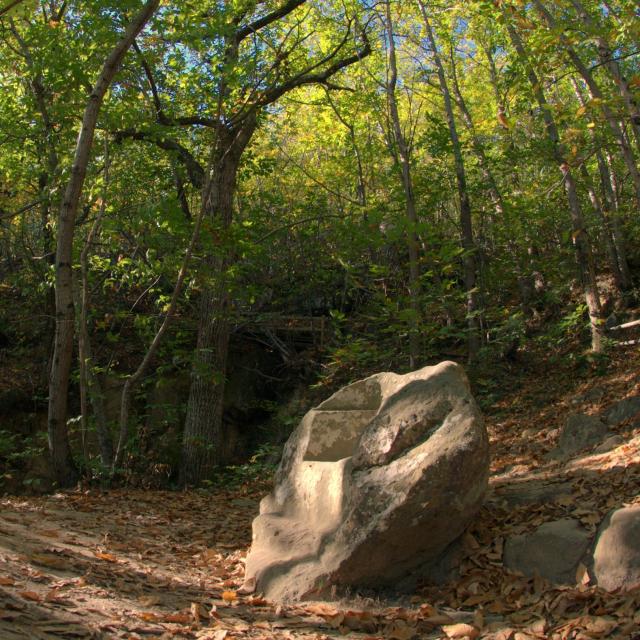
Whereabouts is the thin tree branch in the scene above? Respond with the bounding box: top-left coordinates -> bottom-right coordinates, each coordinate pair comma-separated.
234,0 -> 306,44
113,129 -> 205,188
0,0 -> 26,18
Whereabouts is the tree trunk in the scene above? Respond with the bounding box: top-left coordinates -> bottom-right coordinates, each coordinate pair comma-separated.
569,0 -> 640,154
531,0 -> 640,210
482,40 -> 539,315
449,49 -> 504,218
47,0 -> 160,487
505,15 -> 604,352
384,0 -> 421,369
180,120 -> 255,486
10,23 -> 60,384
579,163 -> 624,291
419,1 -> 480,360
571,77 -> 632,291
78,187 -> 113,469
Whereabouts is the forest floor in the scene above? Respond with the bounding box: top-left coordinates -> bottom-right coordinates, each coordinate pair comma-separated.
1,347 -> 640,639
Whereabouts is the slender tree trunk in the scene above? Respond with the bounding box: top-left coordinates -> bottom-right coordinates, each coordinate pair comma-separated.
324,91 -> 367,207
579,162 -> 623,290
569,0 -> 640,154
449,54 -> 503,217
482,39 -> 540,313
505,15 -> 604,352
571,77 -> 632,291
76,139 -> 114,469
78,208 -> 112,468
112,182 -> 207,474
384,0 -> 421,369
47,0 -> 160,487
531,0 -> 640,210
419,1 -> 480,359
10,23 -> 60,383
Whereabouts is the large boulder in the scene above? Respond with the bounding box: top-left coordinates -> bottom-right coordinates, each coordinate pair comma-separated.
242,361 -> 489,601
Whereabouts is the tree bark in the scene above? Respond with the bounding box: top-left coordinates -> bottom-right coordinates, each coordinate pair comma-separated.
47,0 -> 160,487
78,201 -> 112,468
180,120 -> 256,486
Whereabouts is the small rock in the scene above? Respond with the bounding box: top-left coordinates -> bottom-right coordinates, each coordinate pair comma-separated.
549,413 -> 608,458
592,505 -> 640,592
592,435 -> 624,455
504,519 -> 591,584
605,396 -> 640,426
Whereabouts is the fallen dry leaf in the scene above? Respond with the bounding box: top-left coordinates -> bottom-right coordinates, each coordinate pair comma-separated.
384,619 -> 417,640
29,552 -> 68,569
527,618 -> 547,634
442,622 -> 480,639
575,562 -> 590,586
19,590 -> 42,602
221,590 -> 237,603
94,552 -> 118,563
137,611 -> 162,622
164,612 -> 192,624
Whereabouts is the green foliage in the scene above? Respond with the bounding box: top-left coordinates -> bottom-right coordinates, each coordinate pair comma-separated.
1,0 -> 639,489
212,443 -> 281,490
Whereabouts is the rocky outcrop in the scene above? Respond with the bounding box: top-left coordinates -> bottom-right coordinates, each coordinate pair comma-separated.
242,361 -> 489,601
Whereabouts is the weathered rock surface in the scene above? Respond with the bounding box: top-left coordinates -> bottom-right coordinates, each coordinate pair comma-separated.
605,396 -> 640,426
242,361 -> 489,601
592,434 -> 624,455
592,506 -> 640,592
549,413 -> 609,459
503,519 -> 591,584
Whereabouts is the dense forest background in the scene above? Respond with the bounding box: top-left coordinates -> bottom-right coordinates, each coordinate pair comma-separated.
1,0 -> 639,491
